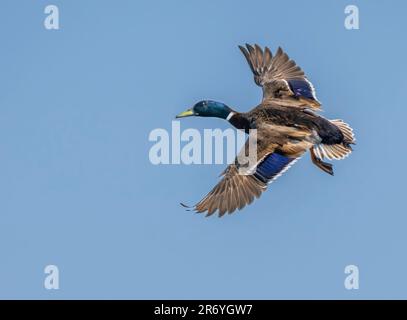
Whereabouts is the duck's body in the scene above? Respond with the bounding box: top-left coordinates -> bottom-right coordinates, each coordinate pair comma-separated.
176,44 -> 355,217
231,102 -> 350,152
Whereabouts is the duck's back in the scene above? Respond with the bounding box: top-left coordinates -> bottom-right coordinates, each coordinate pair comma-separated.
247,103 -> 344,145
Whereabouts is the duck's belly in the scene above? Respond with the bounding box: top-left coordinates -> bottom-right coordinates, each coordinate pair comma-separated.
260,124 -> 319,157
282,128 -> 321,157
279,140 -> 314,158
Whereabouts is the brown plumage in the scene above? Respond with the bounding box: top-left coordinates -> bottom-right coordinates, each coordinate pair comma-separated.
238,44 -> 321,108
176,44 -> 355,217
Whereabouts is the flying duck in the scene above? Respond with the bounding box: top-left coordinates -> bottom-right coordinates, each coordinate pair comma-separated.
176,44 -> 355,217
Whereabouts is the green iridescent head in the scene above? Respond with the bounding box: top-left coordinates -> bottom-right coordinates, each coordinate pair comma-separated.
176,100 -> 232,119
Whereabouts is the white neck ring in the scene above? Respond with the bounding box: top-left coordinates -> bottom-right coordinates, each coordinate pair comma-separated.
226,112 -> 235,121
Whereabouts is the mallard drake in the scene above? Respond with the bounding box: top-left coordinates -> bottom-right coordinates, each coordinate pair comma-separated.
176,44 -> 355,217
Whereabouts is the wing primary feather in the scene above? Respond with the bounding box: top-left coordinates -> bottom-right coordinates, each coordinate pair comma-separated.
239,44 -> 317,104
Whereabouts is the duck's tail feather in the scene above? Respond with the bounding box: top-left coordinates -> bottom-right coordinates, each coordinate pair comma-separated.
313,119 -> 355,161
331,119 -> 356,145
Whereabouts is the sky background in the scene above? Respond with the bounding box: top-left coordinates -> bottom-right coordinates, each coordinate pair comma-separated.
0,0 -> 406,299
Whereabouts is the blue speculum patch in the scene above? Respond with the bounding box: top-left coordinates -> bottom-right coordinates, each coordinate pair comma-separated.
255,153 -> 296,182
288,79 -> 317,100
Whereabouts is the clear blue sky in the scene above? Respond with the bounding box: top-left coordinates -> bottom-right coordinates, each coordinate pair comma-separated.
0,0 -> 406,299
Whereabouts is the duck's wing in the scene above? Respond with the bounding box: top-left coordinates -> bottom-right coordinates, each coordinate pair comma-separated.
239,44 -> 320,108
191,131 -> 300,217
192,164 -> 266,217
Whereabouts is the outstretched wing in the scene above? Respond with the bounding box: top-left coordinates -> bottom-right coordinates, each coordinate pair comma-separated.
239,44 -> 320,108
191,133 -> 300,217
193,164 -> 266,217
